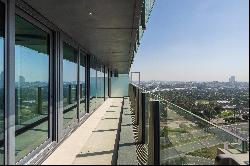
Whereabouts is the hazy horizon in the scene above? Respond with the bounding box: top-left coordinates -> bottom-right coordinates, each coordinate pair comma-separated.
131,0 -> 249,82
138,79 -> 249,83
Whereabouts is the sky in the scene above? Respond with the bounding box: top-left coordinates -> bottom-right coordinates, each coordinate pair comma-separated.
15,45 -> 49,83
131,0 -> 249,82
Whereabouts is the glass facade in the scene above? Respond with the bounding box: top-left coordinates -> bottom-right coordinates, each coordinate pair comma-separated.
145,0 -> 155,24
15,15 -> 50,162
89,59 -> 105,112
63,43 -> 77,128
79,52 -> 86,115
136,0 -> 155,53
0,2 -> 5,164
0,0 -> 151,163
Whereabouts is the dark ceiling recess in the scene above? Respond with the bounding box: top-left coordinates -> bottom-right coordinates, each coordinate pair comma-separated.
23,0 -> 143,74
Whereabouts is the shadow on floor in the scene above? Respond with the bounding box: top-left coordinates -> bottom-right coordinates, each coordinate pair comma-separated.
106,111 -> 116,112
121,123 -> 133,127
104,118 -> 119,120
92,129 -> 117,132
110,105 -> 119,108
76,149 -> 113,158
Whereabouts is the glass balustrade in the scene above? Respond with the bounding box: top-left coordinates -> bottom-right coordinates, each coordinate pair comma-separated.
129,83 -> 249,165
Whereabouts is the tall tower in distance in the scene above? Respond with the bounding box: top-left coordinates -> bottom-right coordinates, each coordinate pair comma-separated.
229,76 -> 236,84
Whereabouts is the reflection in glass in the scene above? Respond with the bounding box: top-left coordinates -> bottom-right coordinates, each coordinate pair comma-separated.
0,2 -> 5,164
101,68 -> 104,100
105,69 -> 108,99
80,52 -> 86,115
90,57 -> 97,112
111,74 -> 129,97
96,66 -> 104,107
15,15 -> 50,162
63,43 -> 77,128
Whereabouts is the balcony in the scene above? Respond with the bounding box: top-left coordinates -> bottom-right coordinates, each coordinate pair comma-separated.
43,98 -> 129,165
39,82 -> 249,165
1,0 -> 248,165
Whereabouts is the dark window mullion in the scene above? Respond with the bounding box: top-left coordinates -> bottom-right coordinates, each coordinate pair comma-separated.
4,0 -> 15,164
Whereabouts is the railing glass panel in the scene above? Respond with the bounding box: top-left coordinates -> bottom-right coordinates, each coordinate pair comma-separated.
111,74 -> 129,97
158,98 -> 248,165
145,0 -> 155,23
129,83 -> 248,165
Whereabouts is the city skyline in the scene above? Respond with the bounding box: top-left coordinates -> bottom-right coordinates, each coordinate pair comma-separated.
131,0 -> 249,82
136,75 -> 248,83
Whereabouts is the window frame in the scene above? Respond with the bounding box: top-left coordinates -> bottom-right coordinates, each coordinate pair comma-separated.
79,50 -> 87,119
0,0 -> 6,165
89,55 -> 98,113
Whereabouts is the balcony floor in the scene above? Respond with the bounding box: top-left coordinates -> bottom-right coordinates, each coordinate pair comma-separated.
42,98 -> 123,165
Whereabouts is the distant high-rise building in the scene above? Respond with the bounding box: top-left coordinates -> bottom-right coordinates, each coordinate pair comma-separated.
19,75 -> 26,85
229,76 -> 236,83
0,71 -> 3,88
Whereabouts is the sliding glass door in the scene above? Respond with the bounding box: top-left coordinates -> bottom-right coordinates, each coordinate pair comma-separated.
15,14 -> 51,162
96,65 -> 104,107
0,1 -> 5,164
63,43 -> 78,128
79,51 -> 86,117
90,56 -> 97,112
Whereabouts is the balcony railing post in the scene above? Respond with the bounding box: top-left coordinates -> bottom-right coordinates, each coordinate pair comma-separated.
242,140 -> 247,153
148,100 -> 160,165
132,86 -> 136,114
68,84 -> 72,104
129,84 -> 131,101
15,89 -> 20,125
75,84 -> 78,102
130,84 -> 133,105
37,87 -> 42,114
135,88 -> 140,125
138,92 -> 146,144
80,83 -> 83,98
130,85 -> 133,109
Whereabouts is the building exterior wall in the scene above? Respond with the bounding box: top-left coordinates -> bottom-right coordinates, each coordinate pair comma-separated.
0,0 -> 154,164
0,0 -> 117,164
